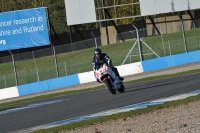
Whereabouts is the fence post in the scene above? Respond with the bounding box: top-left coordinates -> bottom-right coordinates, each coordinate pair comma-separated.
8,51 -> 18,86
52,46 -> 59,77
76,56 -> 80,73
160,27 -> 166,56
132,24 -> 144,61
4,75 -> 7,88
32,51 -> 39,82
73,43 -> 75,51
129,49 -> 132,63
36,68 -> 39,82
64,61 -> 67,76
168,40 -> 171,56
197,35 -> 200,50
32,51 -> 37,67
178,12 -> 188,53
69,26 -> 74,51
91,32 -> 98,48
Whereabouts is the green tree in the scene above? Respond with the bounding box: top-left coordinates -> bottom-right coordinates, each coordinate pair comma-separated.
47,0 -> 68,34
0,0 -> 68,34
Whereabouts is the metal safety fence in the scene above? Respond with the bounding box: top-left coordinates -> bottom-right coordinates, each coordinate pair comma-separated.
0,19 -> 200,89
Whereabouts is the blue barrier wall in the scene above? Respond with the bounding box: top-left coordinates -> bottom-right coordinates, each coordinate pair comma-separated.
142,50 -> 200,72
17,74 -> 80,96
5,50 -> 200,99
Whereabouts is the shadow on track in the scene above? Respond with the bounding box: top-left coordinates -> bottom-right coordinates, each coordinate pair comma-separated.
123,77 -> 198,93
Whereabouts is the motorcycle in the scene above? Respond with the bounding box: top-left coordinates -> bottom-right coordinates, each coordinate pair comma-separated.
94,64 -> 125,94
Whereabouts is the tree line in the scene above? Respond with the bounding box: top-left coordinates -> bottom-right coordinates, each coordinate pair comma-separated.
0,0 -> 179,35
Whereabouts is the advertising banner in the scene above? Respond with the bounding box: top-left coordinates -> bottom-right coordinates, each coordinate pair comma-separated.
0,7 -> 50,51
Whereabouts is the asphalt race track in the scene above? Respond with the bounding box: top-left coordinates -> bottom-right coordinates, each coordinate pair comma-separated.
0,73 -> 200,133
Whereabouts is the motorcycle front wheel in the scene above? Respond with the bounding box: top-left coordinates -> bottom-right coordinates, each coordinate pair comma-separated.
103,79 -> 116,94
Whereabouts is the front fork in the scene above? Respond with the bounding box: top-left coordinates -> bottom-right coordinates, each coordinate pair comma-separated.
102,76 -> 115,88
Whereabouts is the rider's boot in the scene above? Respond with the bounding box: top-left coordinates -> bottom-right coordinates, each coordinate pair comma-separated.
113,68 -> 124,81
119,77 -> 124,81
96,78 -> 102,83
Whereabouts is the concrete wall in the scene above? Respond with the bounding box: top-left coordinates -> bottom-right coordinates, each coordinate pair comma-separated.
100,26 -> 117,45
146,15 -> 193,35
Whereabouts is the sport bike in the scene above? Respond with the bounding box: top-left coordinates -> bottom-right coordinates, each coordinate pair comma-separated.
94,64 -> 125,94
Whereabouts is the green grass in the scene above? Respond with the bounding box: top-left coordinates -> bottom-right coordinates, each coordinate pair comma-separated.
0,28 -> 200,88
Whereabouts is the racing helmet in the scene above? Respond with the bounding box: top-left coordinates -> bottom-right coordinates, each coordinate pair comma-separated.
94,48 -> 102,55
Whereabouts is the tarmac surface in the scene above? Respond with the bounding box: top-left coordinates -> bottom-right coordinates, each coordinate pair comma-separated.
0,63 -> 200,133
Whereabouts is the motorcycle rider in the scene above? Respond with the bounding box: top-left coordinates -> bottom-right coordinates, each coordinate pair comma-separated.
92,48 -> 124,83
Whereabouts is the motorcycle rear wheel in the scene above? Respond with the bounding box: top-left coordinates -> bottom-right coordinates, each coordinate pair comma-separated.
103,79 -> 116,94
118,84 -> 125,93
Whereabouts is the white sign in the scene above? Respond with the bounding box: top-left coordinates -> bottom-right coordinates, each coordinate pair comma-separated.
140,0 -> 200,16
64,0 -> 97,25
